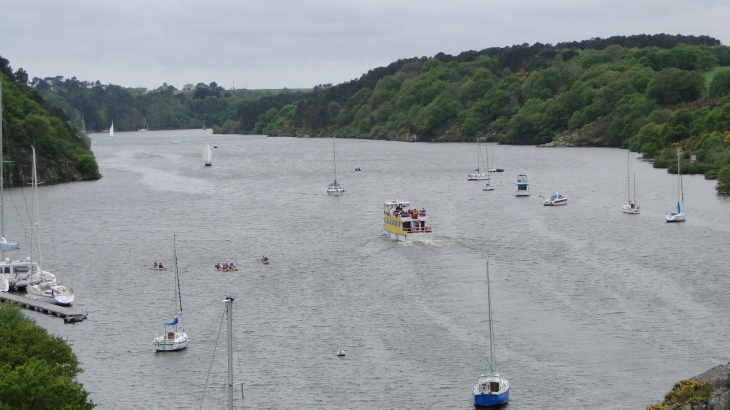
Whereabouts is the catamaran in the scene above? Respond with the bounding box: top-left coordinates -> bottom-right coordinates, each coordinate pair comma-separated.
383,200 -> 432,241
152,235 -> 188,351
666,149 -> 685,222
473,258 -> 510,407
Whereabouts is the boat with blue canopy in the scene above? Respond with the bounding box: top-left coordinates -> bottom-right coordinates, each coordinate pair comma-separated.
153,235 -> 188,352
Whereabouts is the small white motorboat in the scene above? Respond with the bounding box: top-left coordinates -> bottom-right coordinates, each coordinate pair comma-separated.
337,350 -> 346,357
483,183 -> 494,191
515,175 -> 530,196
26,281 -> 74,306
543,193 -> 567,206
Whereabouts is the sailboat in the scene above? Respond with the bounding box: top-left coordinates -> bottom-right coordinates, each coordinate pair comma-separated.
622,151 -> 640,214
152,235 -> 188,351
473,258 -> 510,407
109,121 -> 114,139
666,149 -> 685,222
138,117 -> 149,132
483,146 -> 494,191
468,138 -> 488,181
203,142 -> 213,167
25,147 -> 74,306
326,135 -> 345,195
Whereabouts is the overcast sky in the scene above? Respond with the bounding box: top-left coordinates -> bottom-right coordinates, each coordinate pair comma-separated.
2,0 -> 729,90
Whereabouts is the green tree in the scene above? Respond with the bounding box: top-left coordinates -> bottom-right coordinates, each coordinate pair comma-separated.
716,164 -> 730,193
709,71 -> 730,98
0,305 -> 93,409
646,68 -> 705,105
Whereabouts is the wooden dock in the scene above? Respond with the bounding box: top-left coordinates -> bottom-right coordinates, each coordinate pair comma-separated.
0,292 -> 87,323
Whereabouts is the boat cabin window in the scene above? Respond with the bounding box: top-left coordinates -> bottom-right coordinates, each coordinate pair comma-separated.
14,266 -> 28,274
490,381 -> 500,393
167,332 -> 175,340
3,267 -> 8,273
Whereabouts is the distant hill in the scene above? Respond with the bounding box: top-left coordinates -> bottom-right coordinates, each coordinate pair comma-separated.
0,56 -> 100,185
32,77 -> 310,133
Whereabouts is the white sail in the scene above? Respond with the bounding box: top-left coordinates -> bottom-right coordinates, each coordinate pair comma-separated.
203,142 -> 213,165
109,122 -> 114,138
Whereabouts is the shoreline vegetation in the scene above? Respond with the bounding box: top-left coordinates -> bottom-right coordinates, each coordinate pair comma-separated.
646,362 -> 730,410
0,304 -> 94,409
210,34 -> 730,193
0,57 -> 101,185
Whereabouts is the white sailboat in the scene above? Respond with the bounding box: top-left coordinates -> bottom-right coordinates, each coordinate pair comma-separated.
326,135 -> 345,195
109,121 -> 114,139
473,258 -> 510,407
203,142 -> 213,167
152,235 -> 188,351
138,117 -> 149,132
25,147 -> 73,306
666,149 -> 685,222
483,145 -> 494,191
622,151 -> 640,214
468,138 -> 488,181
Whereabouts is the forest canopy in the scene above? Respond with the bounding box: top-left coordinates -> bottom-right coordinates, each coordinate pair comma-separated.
1,56 -> 100,184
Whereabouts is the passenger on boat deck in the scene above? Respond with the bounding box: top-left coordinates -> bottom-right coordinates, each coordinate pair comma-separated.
229,263 -> 236,269
215,263 -> 221,269
154,262 -> 158,268
158,263 -> 164,269
223,263 -> 229,269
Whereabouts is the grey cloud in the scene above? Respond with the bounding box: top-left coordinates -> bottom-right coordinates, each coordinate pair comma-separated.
1,0 -> 728,89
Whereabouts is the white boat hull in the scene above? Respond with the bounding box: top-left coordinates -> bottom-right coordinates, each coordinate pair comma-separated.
26,283 -> 74,306
468,173 -> 488,181
666,212 -> 685,222
622,204 -> 640,214
327,187 -> 345,196
153,332 -> 188,352
384,230 -> 433,242
483,184 -> 494,191
543,198 -> 567,206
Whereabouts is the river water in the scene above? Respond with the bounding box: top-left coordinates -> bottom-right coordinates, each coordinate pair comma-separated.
7,129 -> 730,409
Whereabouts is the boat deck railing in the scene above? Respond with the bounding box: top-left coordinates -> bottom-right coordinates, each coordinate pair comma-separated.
403,227 -> 432,233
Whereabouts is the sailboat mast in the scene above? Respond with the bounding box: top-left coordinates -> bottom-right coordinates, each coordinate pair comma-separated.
486,259 -> 495,373
633,173 -> 636,204
476,138 -> 480,171
225,296 -> 234,410
332,135 -> 337,183
0,79 -> 4,244
173,235 -> 183,325
677,149 -> 682,207
32,147 -> 43,274
627,151 -> 631,203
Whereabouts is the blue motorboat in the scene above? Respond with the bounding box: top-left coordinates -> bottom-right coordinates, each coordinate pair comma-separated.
473,259 -> 510,407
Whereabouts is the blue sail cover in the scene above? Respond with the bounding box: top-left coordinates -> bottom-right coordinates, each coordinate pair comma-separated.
677,202 -> 681,213
165,317 -> 178,326
0,242 -> 19,252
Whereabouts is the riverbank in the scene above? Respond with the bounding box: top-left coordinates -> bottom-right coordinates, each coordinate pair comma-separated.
647,362 -> 730,409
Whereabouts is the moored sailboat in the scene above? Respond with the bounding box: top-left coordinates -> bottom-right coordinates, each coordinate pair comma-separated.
109,121 -> 114,139
152,235 -> 188,351
25,147 -> 73,306
468,138 -> 488,181
473,258 -> 510,407
666,149 -> 685,222
622,151 -> 640,214
327,135 -> 345,195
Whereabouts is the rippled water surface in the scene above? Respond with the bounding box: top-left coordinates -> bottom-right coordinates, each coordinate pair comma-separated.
8,130 -> 730,409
